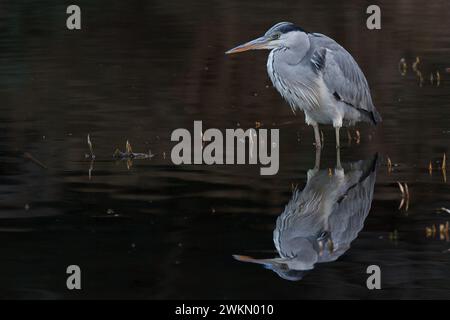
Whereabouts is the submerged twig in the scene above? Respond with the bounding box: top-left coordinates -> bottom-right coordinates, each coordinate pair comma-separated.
443,153 -> 447,183
412,57 -> 424,86
85,134 -> 96,179
85,134 -> 95,159
88,159 -> 94,180
23,152 -> 47,169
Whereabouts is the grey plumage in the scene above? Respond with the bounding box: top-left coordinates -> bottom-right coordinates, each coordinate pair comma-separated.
226,21 -> 382,147
234,154 -> 378,281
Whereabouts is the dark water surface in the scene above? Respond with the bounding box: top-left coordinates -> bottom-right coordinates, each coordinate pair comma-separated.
0,0 -> 449,299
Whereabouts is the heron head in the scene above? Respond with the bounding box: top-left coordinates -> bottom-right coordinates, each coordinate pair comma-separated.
232,252 -> 313,281
225,22 -> 308,54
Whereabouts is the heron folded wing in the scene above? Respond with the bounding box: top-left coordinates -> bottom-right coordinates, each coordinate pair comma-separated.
311,44 -> 381,124
329,156 -> 378,247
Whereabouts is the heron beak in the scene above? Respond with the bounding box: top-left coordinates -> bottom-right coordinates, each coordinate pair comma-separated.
225,36 -> 270,54
232,255 -> 285,268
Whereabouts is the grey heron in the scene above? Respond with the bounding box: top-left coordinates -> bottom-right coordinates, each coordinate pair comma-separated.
234,152 -> 378,281
226,22 -> 382,148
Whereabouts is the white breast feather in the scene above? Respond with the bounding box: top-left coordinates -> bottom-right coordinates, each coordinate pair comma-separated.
267,50 -> 321,114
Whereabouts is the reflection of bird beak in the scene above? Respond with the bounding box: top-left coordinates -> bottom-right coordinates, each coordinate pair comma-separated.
225,36 -> 270,54
232,254 -> 285,268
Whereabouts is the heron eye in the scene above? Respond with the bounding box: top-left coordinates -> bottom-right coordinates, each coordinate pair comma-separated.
271,33 -> 281,40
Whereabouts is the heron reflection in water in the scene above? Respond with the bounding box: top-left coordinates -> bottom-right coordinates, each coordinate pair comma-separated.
234,151 -> 378,281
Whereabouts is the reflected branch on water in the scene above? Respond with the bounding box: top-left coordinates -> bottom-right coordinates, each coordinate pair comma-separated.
113,140 -> 155,160
397,181 -> 410,212
22,152 -> 47,170
425,222 -> 449,241
399,56 -> 444,87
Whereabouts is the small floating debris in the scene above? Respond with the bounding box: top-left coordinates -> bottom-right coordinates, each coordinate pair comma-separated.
411,57 -> 424,86
412,57 -> 420,72
425,222 -> 449,241
397,181 -> 410,211
255,121 -> 262,129
439,223 -> 449,241
92,209 -> 120,219
426,225 -> 437,238
389,229 -> 398,241
113,140 -> 156,160
387,157 -> 393,174
399,58 -> 407,76
354,130 -> 361,144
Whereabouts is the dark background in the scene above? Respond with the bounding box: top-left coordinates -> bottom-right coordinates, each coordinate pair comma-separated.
0,0 -> 449,299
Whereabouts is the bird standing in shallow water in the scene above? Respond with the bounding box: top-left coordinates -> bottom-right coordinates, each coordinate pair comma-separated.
226,22 -> 381,149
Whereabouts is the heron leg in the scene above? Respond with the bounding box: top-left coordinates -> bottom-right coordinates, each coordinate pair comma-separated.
336,146 -> 342,170
314,146 -> 321,170
335,126 -> 341,149
308,147 -> 321,181
313,124 -> 321,149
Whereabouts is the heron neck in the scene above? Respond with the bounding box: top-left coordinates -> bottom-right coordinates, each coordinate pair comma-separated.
287,44 -> 310,65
